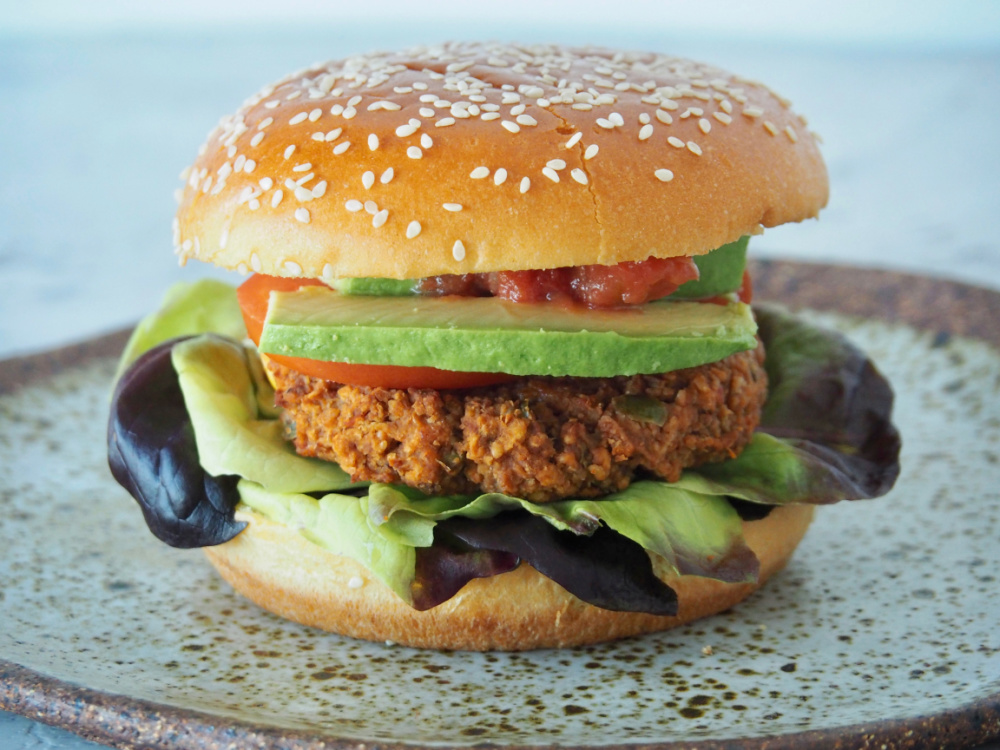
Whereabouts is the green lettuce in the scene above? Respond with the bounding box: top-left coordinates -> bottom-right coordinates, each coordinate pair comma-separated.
116,279 -> 247,379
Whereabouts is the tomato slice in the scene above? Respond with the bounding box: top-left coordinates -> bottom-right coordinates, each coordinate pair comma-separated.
237,274 -> 516,389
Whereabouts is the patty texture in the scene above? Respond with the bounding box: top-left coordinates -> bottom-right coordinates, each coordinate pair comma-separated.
267,344 -> 766,503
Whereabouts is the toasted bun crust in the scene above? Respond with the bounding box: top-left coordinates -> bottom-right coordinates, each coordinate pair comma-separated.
203,503 -> 814,651
175,42 -> 827,280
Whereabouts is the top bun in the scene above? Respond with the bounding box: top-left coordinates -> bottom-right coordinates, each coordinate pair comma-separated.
174,42 -> 828,280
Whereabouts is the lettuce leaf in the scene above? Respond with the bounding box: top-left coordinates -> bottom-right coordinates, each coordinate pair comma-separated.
172,335 -> 356,494
116,280 -> 247,380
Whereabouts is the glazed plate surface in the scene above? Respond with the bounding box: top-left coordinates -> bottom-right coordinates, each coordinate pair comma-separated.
1,262 -> 998,749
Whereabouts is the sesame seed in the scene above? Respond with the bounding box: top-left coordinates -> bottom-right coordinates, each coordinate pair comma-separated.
396,123 -> 418,137
347,95 -> 362,107
372,209 -> 388,228
720,99 -> 733,114
443,203 -> 463,212
312,180 -> 327,198
250,132 -> 265,147
292,162 -> 312,172
284,145 -> 296,159
510,103 -> 526,116
420,108 -> 435,118
520,176 -> 530,193
516,114 -> 537,127
362,171 -> 375,189
289,112 -> 308,125
333,141 -> 351,155
596,118 -> 614,129
668,136 -> 685,148
406,220 -> 421,239
407,146 -> 423,159
494,168 -> 508,185
639,124 -> 654,141
294,186 -> 313,202
763,120 -> 778,136
542,167 -> 560,182
322,263 -> 335,279
420,133 -> 433,149
699,118 -> 712,134
364,200 -> 378,214
785,125 -> 799,142
435,117 -> 456,127
452,240 -> 466,261
470,166 -> 490,179
259,177 -> 273,190
687,141 -> 703,155
308,108 -> 322,122
250,253 -> 262,272
324,128 -> 343,141
572,103 -> 593,110
547,159 -> 567,170
654,168 -> 674,182
345,199 -> 363,212
380,167 -> 394,184
343,107 -> 357,120
584,144 -> 599,160
743,106 -> 764,118
368,133 -> 379,151
571,168 -> 588,185
565,132 -> 583,148
234,154 -> 246,172
480,112 -> 501,121
272,189 -> 283,207
501,120 -> 520,133
257,117 -> 273,131
285,260 -> 303,275
330,104 -> 344,116
609,112 -> 625,126
660,99 -> 679,111
713,112 -> 733,125
295,208 -> 310,223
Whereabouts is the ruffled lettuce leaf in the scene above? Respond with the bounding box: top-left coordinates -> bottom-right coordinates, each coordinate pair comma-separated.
172,335 -> 356,494
108,338 -> 246,548
116,280 -> 247,380
685,306 -> 901,505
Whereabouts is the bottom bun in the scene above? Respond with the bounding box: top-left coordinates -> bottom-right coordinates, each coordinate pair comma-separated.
203,503 -> 815,651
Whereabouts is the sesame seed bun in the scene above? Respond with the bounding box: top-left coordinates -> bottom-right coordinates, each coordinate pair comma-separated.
202,503 -> 814,651
174,42 -> 828,280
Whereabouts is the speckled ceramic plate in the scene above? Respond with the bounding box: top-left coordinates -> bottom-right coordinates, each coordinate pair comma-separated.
2,261 -> 999,750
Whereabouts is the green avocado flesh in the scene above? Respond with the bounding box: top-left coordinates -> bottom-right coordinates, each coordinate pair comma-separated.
259,288 -> 757,377
329,237 -> 748,300
670,236 -> 748,300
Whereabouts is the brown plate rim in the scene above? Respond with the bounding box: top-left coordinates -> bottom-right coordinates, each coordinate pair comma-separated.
1,259 -> 999,750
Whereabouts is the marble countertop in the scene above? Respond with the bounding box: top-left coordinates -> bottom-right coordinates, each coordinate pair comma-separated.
1,28 -> 998,749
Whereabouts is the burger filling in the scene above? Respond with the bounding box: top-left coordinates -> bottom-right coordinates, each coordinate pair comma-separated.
267,344 -> 766,503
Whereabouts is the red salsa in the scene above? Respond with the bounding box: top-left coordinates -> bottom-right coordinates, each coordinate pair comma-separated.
417,255 -> 701,308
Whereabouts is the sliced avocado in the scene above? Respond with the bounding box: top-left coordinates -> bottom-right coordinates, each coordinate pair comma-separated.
259,288 -> 757,378
330,277 -> 417,296
668,236 -> 748,300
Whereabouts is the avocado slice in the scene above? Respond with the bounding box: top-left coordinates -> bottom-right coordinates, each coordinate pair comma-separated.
330,277 -> 418,296
327,238 -> 748,300
669,236 -> 748,300
259,288 -> 757,378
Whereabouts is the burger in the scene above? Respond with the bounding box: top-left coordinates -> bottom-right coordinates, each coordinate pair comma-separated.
108,43 -> 900,650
